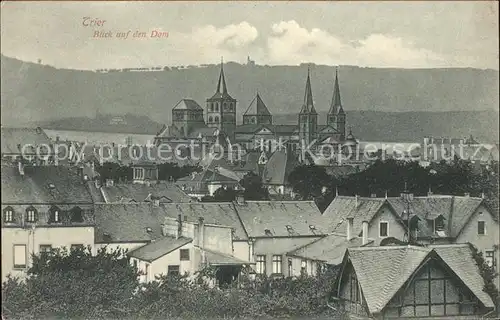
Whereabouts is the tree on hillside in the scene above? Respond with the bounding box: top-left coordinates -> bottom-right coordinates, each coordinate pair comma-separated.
2,246 -> 139,319
240,172 -> 269,200
96,162 -> 132,183
201,186 -> 237,202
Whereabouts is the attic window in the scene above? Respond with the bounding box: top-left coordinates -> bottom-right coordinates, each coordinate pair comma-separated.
434,217 -> 445,232
309,225 -> 316,230
26,207 -> 38,223
103,232 -> 111,241
146,227 -> 153,233
264,229 -> 273,236
49,206 -> 62,223
48,183 -> 56,189
3,206 -> 14,223
70,207 -> 84,223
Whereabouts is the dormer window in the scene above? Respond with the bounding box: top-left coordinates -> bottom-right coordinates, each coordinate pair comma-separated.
49,206 -> 61,223
434,216 -> 445,232
264,229 -> 273,236
70,207 -> 84,223
3,206 -> 14,223
26,207 -> 37,222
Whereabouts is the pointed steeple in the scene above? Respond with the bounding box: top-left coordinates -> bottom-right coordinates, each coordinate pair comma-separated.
300,66 -> 317,114
329,68 -> 342,114
216,57 -> 228,94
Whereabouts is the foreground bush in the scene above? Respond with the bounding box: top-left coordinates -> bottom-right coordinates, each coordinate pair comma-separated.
2,249 -> 345,320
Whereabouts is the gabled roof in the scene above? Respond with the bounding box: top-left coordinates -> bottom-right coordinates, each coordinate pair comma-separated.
386,195 -> 486,238
1,127 -> 53,155
344,244 -> 494,314
101,183 -> 192,203
244,93 -> 272,116
234,201 -> 327,238
322,196 -> 390,235
262,148 -> 300,185
128,236 -> 193,262
172,99 -> 203,111
1,165 -> 93,204
287,233 -> 371,265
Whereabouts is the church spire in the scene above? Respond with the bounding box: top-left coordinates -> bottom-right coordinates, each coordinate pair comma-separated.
216,57 -> 228,94
329,67 -> 343,115
300,66 -> 317,114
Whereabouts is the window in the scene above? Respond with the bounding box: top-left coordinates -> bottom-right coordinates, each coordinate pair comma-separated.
168,265 -> 180,276
49,206 -> 61,223
434,217 -> 445,232
272,255 -> 282,274
26,207 -> 37,222
477,221 -> 485,235
379,221 -> 389,237
70,207 -> 84,223
3,206 -> 14,222
39,245 -> 52,254
133,259 -> 138,269
133,168 -> 144,180
13,244 -> 27,269
485,250 -> 496,268
214,116 -> 219,123
208,116 -> 213,123
215,103 -> 219,112
349,273 -> 360,302
288,258 -> 293,276
256,255 -> 266,274
180,249 -> 190,261
301,260 -> 307,275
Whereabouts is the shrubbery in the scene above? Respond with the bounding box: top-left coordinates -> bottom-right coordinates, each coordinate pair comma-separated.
2,248 -> 345,320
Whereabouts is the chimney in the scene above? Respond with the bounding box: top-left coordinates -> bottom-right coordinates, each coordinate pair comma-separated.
370,193 -> 377,198
481,192 -> 485,199
176,214 -> 183,239
18,161 -> 25,176
198,217 -> 206,264
236,194 -> 245,205
346,217 -> 354,241
355,194 -> 359,207
362,220 -> 369,245
153,198 -> 160,207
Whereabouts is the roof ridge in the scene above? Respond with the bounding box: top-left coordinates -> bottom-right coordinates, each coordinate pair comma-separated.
375,248 -> 408,311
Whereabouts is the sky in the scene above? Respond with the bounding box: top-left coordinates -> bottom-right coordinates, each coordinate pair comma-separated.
1,1 -> 498,70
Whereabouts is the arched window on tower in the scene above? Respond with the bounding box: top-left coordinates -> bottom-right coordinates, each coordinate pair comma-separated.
209,103 -> 213,112
214,116 -> 219,123
208,116 -> 213,123
215,103 -> 219,112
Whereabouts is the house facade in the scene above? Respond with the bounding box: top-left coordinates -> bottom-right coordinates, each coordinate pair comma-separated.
334,245 -> 495,319
1,164 -> 95,280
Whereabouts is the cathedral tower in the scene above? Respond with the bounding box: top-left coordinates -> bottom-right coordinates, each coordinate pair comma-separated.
206,59 -> 237,141
327,68 -> 346,140
298,67 -> 318,146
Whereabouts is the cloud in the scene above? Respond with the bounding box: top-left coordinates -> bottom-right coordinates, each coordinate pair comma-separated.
266,20 -> 448,68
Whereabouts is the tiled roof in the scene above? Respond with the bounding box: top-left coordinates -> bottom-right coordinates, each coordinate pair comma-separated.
322,196 -> 389,235
1,165 -> 93,204
128,236 -> 193,262
101,183 -> 192,203
431,244 -> 494,309
1,127 -> 53,155
162,202 -> 248,240
254,237 -> 320,255
243,94 -> 272,116
172,99 -> 203,111
203,248 -> 252,265
235,124 -> 297,135
387,195 -> 484,238
287,234 -> 370,265
235,201 -> 327,238
346,244 -> 495,314
94,203 -> 167,243
262,149 -> 300,185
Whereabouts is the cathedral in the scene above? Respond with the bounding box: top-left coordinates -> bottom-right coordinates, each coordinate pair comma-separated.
155,60 -> 358,153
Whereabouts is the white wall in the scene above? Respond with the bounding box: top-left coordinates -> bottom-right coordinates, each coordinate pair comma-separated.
2,227 -> 94,280
367,204 -> 407,245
